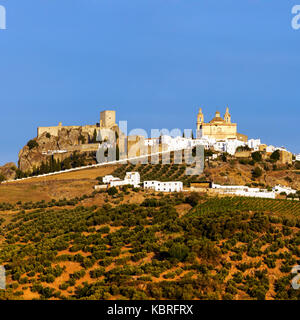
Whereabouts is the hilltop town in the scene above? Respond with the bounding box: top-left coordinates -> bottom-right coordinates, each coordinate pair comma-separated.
0,108 -> 300,301
0,107 -> 299,199
1,107 -> 299,172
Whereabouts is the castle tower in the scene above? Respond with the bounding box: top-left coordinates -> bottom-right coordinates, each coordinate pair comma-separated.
197,108 -> 204,130
224,107 -> 231,124
100,110 -> 116,128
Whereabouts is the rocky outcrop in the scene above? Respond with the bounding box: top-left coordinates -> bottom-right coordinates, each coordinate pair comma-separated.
0,162 -> 17,181
18,128 -> 92,173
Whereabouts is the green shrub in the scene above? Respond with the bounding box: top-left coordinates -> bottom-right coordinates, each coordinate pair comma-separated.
108,187 -> 118,196
27,139 -> 39,150
168,243 -> 189,262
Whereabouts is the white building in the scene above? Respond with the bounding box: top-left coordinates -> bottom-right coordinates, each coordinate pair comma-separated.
272,185 -> 297,195
225,139 -> 246,155
266,145 -> 288,154
212,183 -> 253,191
211,139 -> 246,156
213,141 -> 226,153
296,154 -> 300,161
160,135 -> 192,151
248,139 -> 261,151
103,175 -> 115,184
157,135 -> 215,152
147,134 -> 264,156
235,190 -> 275,199
144,181 -> 183,192
124,172 -> 141,187
144,138 -> 159,146
143,134 -> 294,161
266,145 -> 276,153
212,183 -> 276,199
190,137 -> 216,149
102,172 -> 140,188
42,150 -> 68,155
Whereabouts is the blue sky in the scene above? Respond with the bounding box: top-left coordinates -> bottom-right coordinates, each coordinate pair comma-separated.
0,0 -> 299,165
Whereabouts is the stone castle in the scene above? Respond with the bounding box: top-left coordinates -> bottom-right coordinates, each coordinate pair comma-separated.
37,110 -> 118,138
196,107 -> 248,142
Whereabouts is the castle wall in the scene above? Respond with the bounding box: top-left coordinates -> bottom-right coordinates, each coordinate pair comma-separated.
37,124 -> 98,137
37,126 -> 60,137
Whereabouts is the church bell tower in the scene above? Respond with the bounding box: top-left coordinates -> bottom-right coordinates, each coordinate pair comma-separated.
224,107 -> 231,124
197,108 -> 204,130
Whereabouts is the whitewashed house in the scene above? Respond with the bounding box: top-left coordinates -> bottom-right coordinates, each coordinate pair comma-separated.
296,154 -> 300,161
160,135 -> 192,151
213,141 -> 226,153
158,135 -> 214,152
234,190 -> 275,199
266,145 -> 276,153
247,139 -> 261,151
102,172 -> 140,188
272,185 -> 297,195
225,139 -> 246,155
144,138 -> 159,146
266,146 -> 289,154
124,172 -> 141,187
144,181 -> 183,192
109,179 -> 126,187
210,139 -> 245,156
102,175 -> 118,184
212,183 -> 276,199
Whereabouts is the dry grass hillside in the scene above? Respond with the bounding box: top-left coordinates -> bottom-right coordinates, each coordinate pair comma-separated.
0,158 -> 299,204
0,165 -> 117,203
205,161 -> 300,190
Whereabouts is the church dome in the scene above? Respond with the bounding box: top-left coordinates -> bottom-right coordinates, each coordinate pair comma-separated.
210,111 -> 225,123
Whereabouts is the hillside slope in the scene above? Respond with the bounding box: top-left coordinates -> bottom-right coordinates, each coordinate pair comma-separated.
0,191 -> 300,300
1,157 -> 299,204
